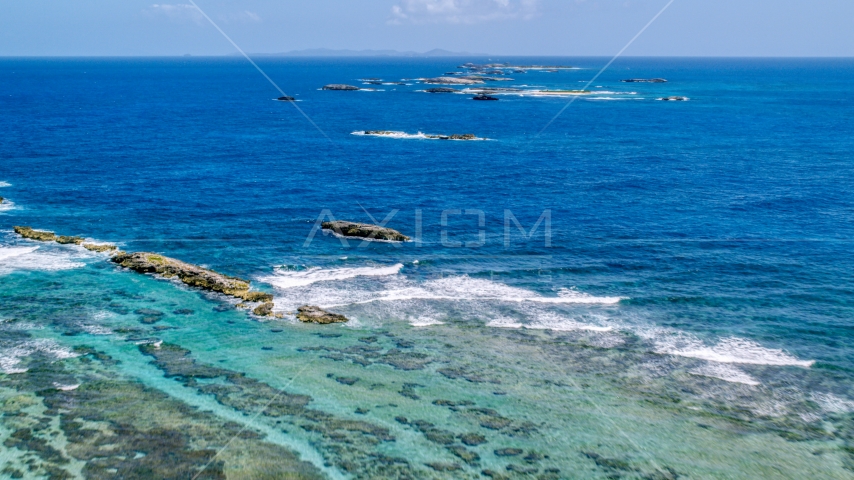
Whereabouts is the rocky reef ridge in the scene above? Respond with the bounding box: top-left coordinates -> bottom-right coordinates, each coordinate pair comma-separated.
322,220 -> 411,241
111,252 -> 272,303
322,84 -> 360,91
13,226 -> 273,313
296,305 -> 348,324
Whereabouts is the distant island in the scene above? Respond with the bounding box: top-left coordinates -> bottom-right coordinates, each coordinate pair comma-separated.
243,48 -> 489,57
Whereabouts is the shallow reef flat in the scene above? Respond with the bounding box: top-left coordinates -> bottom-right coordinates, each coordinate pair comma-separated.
2,261 -> 854,478
0,341 -> 324,480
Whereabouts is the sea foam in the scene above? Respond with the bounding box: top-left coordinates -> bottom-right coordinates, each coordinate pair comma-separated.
0,245 -> 86,274
690,363 -> 760,386
652,333 -> 814,367
262,263 -> 404,289
0,339 -> 78,374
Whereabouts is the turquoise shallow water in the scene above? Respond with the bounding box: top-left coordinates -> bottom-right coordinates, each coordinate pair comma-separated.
1,57 -> 854,478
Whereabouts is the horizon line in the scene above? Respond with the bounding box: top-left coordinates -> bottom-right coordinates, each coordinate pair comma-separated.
1,54 -> 853,59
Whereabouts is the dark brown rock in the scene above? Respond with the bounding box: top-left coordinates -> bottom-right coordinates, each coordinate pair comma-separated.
321,220 -> 410,242
296,305 -> 348,324
56,236 -> 84,245
111,252 -> 269,303
13,226 -> 56,242
252,302 -> 275,317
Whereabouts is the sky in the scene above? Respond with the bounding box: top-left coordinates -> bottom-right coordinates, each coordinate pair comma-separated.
1,0 -> 852,57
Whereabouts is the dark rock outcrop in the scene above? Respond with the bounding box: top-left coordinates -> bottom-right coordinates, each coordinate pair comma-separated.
658,96 -> 689,101
82,243 -> 118,253
276,96 -> 295,101
322,84 -> 360,91
111,252 -> 273,302
253,302 -> 275,317
425,87 -> 458,93
322,220 -> 410,242
13,226 -> 57,242
473,94 -> 498,101
296,305 -> 348,324
56,235 -> 84,245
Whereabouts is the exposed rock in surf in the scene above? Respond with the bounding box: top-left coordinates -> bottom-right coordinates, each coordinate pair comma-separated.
82,243 -> 118,253
358,131 -> 485,141
13,226 -> 57,242
423,77 -> 484,85
296,305 -> 348,324
473,94 -> 498,101
253,302 -> 275,317
322,84 -> 360,91
111,251 -> 273,303
0,196 -> 4,203
56,235 -> 84,245
276,96 -> 296,101
621,78 -> 667,83
437,134 -> 478,140
658,96 -> 689,101
322,220 -> 410,242
425,87 -> 458,93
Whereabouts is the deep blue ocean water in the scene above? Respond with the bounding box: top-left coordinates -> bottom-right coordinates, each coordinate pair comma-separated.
1,57 -> 854,478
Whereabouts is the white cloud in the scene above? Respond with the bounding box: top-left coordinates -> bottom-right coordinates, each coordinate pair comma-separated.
389,0 -> 540,24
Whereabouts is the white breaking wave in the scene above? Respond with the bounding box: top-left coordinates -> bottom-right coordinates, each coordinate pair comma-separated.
650,333 -> 814,367
0,181 -> 10,187
352,130 -> 428,139
262,264 -> 404,289
0,339 -> 78,374
267,267 -> 620,333
811,392 -> 854,413
351,131 -> 488,141
53,382 -> 80,391
486,317 -> 524,329
690,363 -> 760,386
0,246 -> 38,261
331,278 -> 623,307
410,317 -> 445,327
80,324 -> 113,335
0,246 -> 86,274
586,97 -> 645,101
0,199 -> 16,212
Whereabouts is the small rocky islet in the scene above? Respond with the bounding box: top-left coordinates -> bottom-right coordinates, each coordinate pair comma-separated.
358,130 -> 484,141
322,84 -> 361,91
321,220 -> 411,242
